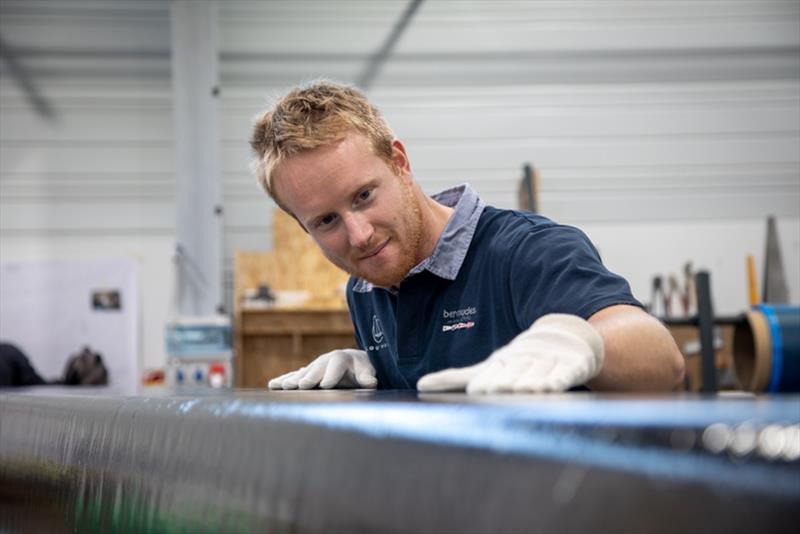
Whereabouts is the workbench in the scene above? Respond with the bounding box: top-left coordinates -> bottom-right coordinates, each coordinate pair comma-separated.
1,388 -> 797,533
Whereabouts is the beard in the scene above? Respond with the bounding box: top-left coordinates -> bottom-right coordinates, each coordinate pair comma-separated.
327,180 -> 424,288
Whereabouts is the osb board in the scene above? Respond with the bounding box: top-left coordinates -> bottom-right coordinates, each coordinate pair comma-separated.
235,209 -> 349,310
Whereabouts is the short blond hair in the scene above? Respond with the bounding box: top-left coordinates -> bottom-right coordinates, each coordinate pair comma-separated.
250,81 -> 395,208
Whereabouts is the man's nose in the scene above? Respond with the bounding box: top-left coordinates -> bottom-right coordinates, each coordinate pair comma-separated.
344,213 -> 374,249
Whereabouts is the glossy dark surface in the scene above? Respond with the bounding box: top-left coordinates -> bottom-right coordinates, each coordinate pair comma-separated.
1,388 -> 798,532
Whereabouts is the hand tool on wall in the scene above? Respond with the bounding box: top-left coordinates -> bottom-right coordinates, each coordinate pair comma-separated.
518,163 -> 540,214
763,216 -> 789,303
648,275 -> 664,316
747,254 -> 759,306
668,274 -> 681,318
682,261 -> 696,317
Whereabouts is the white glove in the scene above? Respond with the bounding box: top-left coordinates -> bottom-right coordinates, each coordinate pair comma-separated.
267,349 -> 378,390
417,314 -> 604,394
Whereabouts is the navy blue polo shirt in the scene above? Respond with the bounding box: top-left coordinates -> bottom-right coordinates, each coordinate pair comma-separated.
346,184 -> 642,390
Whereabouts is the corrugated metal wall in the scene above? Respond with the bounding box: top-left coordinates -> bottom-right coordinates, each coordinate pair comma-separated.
1,0 -> 799,369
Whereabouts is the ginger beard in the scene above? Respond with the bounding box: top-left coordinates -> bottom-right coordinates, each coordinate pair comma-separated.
326,176 -> 424,288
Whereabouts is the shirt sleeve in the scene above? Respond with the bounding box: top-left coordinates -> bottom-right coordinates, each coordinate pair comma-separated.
508,224 -> 643,329
345,278 -> 366,350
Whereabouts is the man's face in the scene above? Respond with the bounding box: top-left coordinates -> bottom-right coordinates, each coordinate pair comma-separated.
273,133 -> 424,287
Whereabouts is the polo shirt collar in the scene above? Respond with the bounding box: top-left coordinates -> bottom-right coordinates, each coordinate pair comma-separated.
352,183 -> 485,293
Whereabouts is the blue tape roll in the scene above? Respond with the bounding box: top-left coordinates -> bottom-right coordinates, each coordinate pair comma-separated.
757,304 -> 800,393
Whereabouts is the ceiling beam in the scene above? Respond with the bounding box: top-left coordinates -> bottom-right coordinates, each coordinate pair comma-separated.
356,0 -> 423,90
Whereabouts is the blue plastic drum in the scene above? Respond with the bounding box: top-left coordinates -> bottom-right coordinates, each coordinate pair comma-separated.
758,304 -> 800,393
735,305 -> 800,392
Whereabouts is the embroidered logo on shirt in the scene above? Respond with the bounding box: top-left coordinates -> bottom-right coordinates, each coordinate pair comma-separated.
442,306 -> 477,332
442,321 -> 475,332
371,315 -> 385,344
368,315 -> 389,352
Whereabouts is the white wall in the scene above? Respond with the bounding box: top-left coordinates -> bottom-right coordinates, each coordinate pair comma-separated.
1,0 -> 798,371
0,0 -> 173,370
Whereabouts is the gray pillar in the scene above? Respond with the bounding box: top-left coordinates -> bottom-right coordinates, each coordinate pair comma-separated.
170,0 -> 222,316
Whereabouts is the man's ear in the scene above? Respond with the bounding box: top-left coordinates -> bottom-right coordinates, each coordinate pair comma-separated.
391,139 -> 412,177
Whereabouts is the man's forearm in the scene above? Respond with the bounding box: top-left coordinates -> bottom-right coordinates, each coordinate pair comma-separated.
586,305 -> 685,391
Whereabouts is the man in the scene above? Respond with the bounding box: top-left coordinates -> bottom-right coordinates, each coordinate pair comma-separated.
250,81 -> 684,393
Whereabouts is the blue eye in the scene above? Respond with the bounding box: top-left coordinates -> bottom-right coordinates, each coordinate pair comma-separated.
317,214 -> 337,228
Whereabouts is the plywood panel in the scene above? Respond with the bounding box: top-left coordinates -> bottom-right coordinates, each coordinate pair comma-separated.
234,210 -> 348,310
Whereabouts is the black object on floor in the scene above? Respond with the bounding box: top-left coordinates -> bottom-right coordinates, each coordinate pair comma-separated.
0,343 -> 46,387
